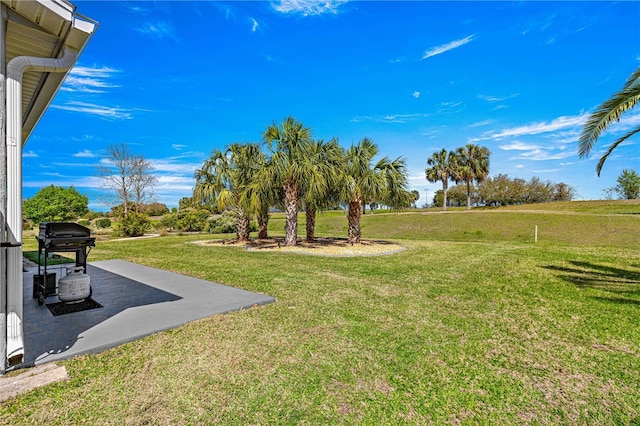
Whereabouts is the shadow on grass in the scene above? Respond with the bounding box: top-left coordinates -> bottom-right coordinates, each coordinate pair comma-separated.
544,260 -> 640,305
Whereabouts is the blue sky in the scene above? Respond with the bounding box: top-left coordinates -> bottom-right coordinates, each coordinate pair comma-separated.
24,0 -> 640,210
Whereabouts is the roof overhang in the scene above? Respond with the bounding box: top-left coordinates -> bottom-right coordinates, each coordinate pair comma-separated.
2,0 -> 97,145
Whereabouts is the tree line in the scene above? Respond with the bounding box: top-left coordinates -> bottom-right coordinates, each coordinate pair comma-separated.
432,175 -> 576,208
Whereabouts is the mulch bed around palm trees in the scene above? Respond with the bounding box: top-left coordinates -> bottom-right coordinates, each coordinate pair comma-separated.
193,237 -> 405,257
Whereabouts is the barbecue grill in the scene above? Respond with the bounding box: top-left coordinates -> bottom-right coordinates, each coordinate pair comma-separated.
35,222 -> 96,305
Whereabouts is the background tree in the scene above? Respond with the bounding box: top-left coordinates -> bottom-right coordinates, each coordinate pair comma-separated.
579,66 -> 640,176
425,149 -> 455,212
447,184 -> 473,207
97,143 -> 157,216
23,185 -> 88,223
612,169 -> 640,199
261,117 -> 313,246
411,190 -> 420,208
453,144 -> 490,210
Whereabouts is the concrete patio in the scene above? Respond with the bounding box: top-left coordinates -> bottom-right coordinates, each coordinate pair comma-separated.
14,260 -> 275,370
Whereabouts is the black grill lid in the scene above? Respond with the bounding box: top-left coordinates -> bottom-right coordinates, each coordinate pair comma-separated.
38,222 -> 91,238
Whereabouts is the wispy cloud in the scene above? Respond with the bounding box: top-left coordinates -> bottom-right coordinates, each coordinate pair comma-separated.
477,93 -> 519,103
412,91 -> 420,99
499,141 -> 574,161
351,113 -> 430,124
137,21 -> 179,42
468,119 -> 495,128
250,18 -> 259,32
470,113 -> 589,142
272,0 -> 348,16
51,101 -> 134,120
61,66 -> 120,94
23,150 -> 37,158
422,34 -> 474,60
499,141 -> 543,151
172,144 -> 187,151
73,149 -> 97,158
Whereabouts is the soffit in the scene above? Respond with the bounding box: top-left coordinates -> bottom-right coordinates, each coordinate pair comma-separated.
2,0 -> 96,144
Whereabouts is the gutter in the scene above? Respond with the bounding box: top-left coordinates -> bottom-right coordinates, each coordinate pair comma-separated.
4,45 -> 78,366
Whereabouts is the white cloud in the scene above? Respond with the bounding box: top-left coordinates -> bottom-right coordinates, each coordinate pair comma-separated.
73,149 -> 97,158
499,141 -> 543,151
250,18 -> 259,32
272,0 -> 348,16
422,34 -> 474,60
23,150 -> 37,158
51,101 -> 133,120
468,119 -> 494,128
61,66 -> 120,94
471,113 -> 589,142
137,21 -> 179,42
172,144 -> 187,151
477,93 -> 519,102
412,91 -> 420,98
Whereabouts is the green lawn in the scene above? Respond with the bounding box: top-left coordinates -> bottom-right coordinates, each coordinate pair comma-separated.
3,201 -> 639,424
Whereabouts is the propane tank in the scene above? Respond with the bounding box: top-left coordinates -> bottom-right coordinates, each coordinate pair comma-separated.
58,266 -> 91,303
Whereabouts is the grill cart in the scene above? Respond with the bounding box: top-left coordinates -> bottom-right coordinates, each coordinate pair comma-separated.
34,222 -> 96,305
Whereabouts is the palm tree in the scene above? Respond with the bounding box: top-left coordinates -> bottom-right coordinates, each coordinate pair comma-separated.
261,117 -> 313,246
193,143 -> 263,242
425,149 -> 455,211
453,144 -> 490,210
301,138 -> 342,242
579,66 -> 640,176
339,138 -> 411,244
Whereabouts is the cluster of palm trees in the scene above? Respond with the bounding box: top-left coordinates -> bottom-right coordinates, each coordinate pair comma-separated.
425,144 -> 491,211
193,117 -> 413,246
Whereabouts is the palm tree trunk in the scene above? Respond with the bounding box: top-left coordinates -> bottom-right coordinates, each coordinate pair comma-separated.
236,207 -> 250,242
466,180 -> 472,210
305,205 -> 316,242
284,180 -> 298,246
347,198 -> 362,244
442,182 -> 448,212
257,213 -> 269,239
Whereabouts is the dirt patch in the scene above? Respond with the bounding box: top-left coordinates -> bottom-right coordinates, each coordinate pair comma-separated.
192,237 -> 405,257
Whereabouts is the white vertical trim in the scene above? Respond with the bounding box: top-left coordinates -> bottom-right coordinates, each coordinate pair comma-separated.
5,46 -> 78,366
0,3 -> 7,375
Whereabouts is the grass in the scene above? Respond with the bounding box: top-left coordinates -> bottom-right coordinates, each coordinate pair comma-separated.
3,200 -> 640,424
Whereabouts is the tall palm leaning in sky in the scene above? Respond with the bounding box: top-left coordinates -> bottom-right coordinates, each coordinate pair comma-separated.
579,66 -> 640,176
426,148 -> 456,212
454,144 -> 491,210
262,116 -> 313,246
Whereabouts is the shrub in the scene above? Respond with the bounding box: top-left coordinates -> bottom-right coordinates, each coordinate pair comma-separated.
158,209 -> 208,232
77,219 -> 91,227
95,218 -> 112,229
114,212 -> 151,237
176,210 -> 209,232
143,202 -> 170,216
208,210 -> 257,234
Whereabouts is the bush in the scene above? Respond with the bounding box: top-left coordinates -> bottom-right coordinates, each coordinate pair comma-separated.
208,210 -> 257,234
158,209 -> 208,232
176,210 -> 209,232
143,202 -> 170,216
95,218 -> 112,229
114,212 -> 151,237
77,219 -> 91,227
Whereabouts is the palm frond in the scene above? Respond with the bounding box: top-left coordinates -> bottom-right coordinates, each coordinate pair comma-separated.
579,67 -> 640,158
596,126 -> 640,176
